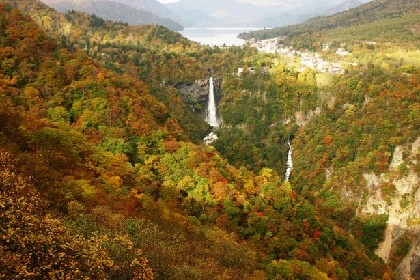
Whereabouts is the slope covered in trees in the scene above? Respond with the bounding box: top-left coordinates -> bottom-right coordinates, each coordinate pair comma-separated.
5,0 -> 210,142
213,1 -> 420,278
48,0 -> 184,31
239,0 -> 420,41
0,2 -> 394,279
7,0 -> 263,143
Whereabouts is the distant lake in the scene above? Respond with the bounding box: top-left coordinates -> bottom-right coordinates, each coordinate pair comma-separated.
180,27 -> 262,47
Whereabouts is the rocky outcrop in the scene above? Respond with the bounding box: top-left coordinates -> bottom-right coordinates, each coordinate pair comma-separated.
360,137 -> 420,280
295,107 -> 321,127
397,237 -> 420,280
174,78 -> 223,120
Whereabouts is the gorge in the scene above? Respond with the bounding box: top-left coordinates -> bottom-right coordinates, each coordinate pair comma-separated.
1,0 -> 419,279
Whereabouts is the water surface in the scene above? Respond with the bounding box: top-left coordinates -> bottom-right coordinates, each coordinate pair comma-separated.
180,27 -> 261,46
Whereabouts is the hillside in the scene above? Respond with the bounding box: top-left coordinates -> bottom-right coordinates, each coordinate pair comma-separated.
6,0 -> 213,142
0,1 -> 395,279
214,1 -> 420,278
239,0 -> 420,40
214,42 -> 420,280
317,12 -> 420,44
254,0 -> 363,28
110,0 -> 183,25
41,0 -> 182,25
326,0 -> 363,14
0,3 -> 256,278
47,0 -> 183,31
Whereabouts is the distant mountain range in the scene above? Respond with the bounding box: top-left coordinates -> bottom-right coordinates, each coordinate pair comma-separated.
106,0 -> 183,24
255,0 -> 364,28
40,0 -> 371,31
238,0 -> 420,40
40,0 -> 184,31
166,0 -> 368,28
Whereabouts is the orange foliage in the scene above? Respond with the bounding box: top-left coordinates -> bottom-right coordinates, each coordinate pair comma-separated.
323,135 -> 334,145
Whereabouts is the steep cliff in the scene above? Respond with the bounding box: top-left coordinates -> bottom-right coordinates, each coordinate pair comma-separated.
174,78 -> 223,121
360,137 -> 420,279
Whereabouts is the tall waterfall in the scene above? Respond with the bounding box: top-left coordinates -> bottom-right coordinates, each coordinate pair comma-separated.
284,141 -> 293,181
206,77 -> 219,127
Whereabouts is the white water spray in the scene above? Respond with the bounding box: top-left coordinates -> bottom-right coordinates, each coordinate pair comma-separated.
285,140 -> 293,181
206,77 -> 219,127
203,77 -> 219,145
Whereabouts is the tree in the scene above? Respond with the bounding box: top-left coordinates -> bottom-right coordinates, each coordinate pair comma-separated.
0,150 -> 153,279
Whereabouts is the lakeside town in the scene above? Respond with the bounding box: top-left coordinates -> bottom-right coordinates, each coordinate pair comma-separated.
246,37 -> 350,74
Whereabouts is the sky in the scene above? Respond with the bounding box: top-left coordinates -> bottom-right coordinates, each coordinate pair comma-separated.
156,0 -> 291,4
157,0 -> 372,4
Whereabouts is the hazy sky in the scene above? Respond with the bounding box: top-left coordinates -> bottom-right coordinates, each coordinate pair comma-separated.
157,0 -> 179,3
157,0 -> 294,5
157,0 -> 371,4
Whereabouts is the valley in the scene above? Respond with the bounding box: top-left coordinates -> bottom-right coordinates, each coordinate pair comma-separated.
0,0 -> 419,279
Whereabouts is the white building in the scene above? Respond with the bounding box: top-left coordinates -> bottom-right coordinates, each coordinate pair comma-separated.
336,48 -> 350,56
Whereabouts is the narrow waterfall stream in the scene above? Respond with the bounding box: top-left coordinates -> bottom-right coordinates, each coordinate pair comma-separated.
284,140 -> 293,181
206,77 -> 219,127
204,77 -> 219,144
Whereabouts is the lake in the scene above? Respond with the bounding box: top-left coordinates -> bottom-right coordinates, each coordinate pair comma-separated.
180,27 -> 261,47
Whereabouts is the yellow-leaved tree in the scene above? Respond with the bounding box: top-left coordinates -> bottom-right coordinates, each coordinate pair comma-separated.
0,151 -> 153,279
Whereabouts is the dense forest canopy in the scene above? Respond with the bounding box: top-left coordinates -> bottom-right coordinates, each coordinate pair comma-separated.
239,0 -> 420,43
1,0 -> 419,279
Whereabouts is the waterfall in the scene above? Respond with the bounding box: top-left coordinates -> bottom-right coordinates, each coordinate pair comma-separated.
284,140 -> 293,181
206,77 -> 219,127
203,77 -> 219,145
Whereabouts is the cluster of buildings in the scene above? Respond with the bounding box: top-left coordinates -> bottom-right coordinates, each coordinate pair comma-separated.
247,38 -> 349,75
299,52 -> 345,74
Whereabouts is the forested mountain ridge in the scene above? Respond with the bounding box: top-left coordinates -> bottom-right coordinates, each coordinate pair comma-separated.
41,0 -> 183,27
8,0 -> 280,142
5,0 -> 213,142
254,0 -> 364,29
0,1 -> 395,279
239,0 -> 420,40
45,0 -> 184,31
106,0 -> 183,25
215,0 -> 420,278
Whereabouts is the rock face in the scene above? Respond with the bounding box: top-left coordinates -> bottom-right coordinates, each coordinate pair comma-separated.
360,137 -> 420,280
295,107 -> 321,127
174,78 -> 223,121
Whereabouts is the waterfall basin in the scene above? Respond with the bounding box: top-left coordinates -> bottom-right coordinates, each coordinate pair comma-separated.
204,132 -> 218,145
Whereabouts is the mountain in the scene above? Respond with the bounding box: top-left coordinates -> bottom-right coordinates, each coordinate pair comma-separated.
40,0 -> 183,31
42,0 -> 183,25
239,0 -> 420,40
173,9 -> 217,27
255,12 -> 317,29
167,0 -> 268,27
167,0 -> 367,28
255,0 -> 363,28
1,0 -> 399,279
326,0 -> 363,15
110,0 -> 184,24
214,1 -> 420,278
